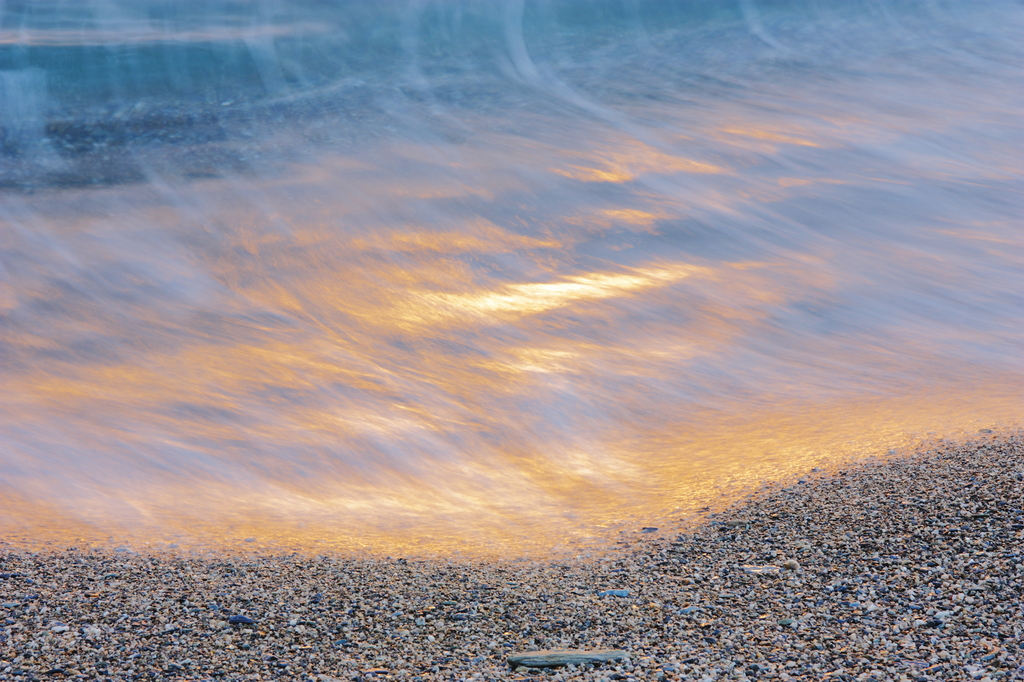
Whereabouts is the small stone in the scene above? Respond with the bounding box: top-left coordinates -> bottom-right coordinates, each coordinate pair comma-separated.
1,602 -> 19,608
781,559 -> 800,571
680,606 -> 700,615
507,649 -> 629,668
641,527 -> 658,533
741,565 -> 780,575
228,615 -> 255,625
597,589 -> 630,597
778,618 -> 795,627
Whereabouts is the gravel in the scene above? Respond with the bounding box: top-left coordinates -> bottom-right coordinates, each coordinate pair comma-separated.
1,433 -> 1022,681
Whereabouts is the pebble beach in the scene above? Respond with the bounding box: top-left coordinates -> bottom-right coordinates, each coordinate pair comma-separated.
2,434 -> 1022,682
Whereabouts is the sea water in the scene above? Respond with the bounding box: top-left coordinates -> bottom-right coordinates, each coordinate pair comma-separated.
1,0 -> 1022,555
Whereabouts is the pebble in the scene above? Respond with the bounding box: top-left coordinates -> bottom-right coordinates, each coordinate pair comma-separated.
507,649 -> 628,668
740,564 -> 780,574
0,434 -> 1021,681
597,589 -> 630,598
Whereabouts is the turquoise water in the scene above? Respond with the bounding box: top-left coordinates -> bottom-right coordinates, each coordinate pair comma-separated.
1,1 -> 1022,555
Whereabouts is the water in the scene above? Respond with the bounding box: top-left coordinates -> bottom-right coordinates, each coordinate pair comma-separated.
1,0 -> 1022,556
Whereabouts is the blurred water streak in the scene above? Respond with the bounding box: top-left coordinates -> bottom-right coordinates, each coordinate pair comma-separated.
1,0 -> 1022,556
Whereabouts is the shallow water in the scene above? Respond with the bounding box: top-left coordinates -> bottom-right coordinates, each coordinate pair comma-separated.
1,0 -> 1022,556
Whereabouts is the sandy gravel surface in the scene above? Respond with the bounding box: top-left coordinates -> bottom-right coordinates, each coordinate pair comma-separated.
2,434 -> 1022,681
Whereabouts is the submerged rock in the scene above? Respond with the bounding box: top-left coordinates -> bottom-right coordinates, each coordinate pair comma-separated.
507,649 -> 628,668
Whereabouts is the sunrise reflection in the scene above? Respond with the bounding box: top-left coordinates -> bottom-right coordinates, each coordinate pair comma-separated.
407,265 -> 705,322
552,139 -> 726,183
1,24 -> 1021,561
361,225 -> 561,255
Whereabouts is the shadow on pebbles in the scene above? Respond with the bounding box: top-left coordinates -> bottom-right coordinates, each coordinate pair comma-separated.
2,434 -> 1023,682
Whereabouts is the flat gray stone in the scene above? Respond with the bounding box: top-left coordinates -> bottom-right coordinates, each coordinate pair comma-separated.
507,649 -> 628,668
740,564 -> 780,575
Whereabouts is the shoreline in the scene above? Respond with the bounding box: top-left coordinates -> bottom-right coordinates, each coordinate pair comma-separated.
2,433 -> 1022,681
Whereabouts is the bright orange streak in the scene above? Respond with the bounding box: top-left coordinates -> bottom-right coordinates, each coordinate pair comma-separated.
404,265 -> 706,322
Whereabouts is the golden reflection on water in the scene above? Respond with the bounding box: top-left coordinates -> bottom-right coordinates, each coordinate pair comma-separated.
1,94 -> 1022,558
404,265 -> 703,322
551,139 -> 726,183
3,387 -> 1020,558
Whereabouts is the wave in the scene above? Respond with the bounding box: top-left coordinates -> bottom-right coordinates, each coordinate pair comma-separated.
1,0 -> 1022,555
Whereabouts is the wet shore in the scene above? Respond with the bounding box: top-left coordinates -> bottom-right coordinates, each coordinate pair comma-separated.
2,433 -> 1022,681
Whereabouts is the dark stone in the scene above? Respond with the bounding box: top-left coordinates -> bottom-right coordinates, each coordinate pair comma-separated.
228,615 -> 255,625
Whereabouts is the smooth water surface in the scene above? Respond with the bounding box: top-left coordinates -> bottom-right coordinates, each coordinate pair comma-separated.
1,0 -> 1022,555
